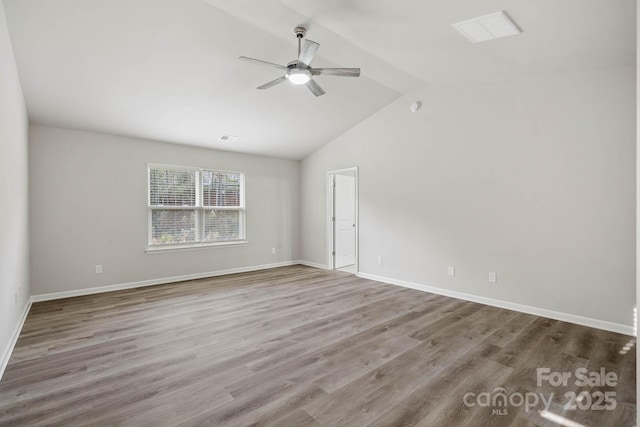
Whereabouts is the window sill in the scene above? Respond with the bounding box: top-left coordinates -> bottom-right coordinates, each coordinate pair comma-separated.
146,241 -> 248,253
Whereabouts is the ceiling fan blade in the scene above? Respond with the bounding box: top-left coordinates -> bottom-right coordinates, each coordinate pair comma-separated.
257,76 -> 287,90
311,68 -> 361,77
298,39 -> 319,67
306,79 -> 326,97
239,56 -> 287,70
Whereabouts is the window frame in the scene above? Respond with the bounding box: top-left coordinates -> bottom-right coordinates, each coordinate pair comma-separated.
146,163 -> 247,252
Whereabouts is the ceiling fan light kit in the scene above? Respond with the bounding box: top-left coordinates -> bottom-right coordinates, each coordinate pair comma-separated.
239,26 -> 361,97
287,68 -> 311,85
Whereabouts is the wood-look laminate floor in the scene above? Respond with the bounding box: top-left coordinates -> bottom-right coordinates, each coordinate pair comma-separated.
0,265 -> 635,426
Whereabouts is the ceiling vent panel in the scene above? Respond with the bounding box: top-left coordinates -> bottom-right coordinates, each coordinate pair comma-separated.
452,11 -> 521,43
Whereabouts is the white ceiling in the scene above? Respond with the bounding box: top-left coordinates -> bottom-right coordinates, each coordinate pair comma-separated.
3,0 -> 636,159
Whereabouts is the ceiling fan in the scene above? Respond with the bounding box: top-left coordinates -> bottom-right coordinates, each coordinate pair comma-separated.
239,26 -> 360,97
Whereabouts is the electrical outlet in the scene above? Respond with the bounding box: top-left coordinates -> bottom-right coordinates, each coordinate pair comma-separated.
489,272 -> 497,283
448,266 -> 455,277
271,247 -> 276,254
377,256 -> 383,265
95,264 -> 103,274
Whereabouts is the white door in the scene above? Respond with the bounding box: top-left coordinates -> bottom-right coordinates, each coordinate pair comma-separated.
334,174 -> 356,268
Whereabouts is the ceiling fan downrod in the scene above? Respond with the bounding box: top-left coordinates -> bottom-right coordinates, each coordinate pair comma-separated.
294,26 -> 306,59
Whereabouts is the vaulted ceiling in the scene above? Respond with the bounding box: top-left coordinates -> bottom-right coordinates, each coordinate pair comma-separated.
3,0 -> 635,159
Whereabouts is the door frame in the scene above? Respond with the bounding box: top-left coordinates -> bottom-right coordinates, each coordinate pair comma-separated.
326,167 -> 359,272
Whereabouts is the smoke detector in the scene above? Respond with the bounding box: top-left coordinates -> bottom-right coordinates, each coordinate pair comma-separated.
219,134 -> 238,143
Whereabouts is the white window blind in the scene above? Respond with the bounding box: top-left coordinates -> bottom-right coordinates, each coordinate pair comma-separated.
148,165 -> 245,249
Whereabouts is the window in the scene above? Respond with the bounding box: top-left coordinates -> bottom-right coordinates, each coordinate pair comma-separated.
148,165 -> 245,249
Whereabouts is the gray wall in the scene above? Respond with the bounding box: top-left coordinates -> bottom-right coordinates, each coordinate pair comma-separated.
0,1 -> 29,365
29,125 -> 300,294
301,66 -> 636,327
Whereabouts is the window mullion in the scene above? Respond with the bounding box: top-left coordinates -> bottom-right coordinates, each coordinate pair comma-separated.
196,170 -> 202,243
195,207 -> 203,243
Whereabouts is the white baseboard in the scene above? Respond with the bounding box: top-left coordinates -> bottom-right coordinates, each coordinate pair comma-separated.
296,260 -> 328,270
357,272 -> 635,336
31,261 -> 300,302
0,299 -> 32,381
